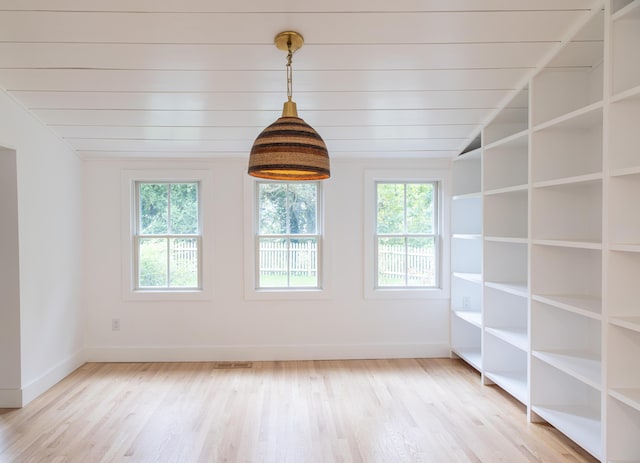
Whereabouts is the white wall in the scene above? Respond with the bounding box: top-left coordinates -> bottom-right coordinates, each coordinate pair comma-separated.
84,157 -> 451,361
0,91 -> 84,406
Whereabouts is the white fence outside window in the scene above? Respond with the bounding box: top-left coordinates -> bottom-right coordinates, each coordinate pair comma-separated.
377,244 -> 435,285
259,240 -> 318,276
173,240 -> 434,282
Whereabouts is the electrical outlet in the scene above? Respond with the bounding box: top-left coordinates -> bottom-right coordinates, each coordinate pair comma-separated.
462,296 -> 471,309
112,318 -> 120,331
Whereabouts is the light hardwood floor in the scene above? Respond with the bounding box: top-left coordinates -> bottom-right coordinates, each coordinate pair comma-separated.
0,359 -> 597,462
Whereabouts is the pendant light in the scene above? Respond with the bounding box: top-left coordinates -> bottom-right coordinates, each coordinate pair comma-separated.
248,31 -> 330,180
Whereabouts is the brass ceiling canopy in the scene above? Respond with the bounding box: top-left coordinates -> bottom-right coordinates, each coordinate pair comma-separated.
274,31 -> 304,53
248,31 -> 330,181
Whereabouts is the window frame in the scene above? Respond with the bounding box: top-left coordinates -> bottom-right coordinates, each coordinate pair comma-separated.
243,175 -> 329,300
121,169 -> 213,301
254,180 -> 323,290
364,168 -> 449,300
133,181 -> 202,291
374,180 -> 439,289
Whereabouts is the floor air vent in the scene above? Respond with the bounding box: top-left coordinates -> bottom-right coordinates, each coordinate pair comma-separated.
213,362 -> 253,369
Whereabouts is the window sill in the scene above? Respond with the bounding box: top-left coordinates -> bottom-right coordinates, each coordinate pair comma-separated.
244,287 -> 331,301
123,288 -> 212,302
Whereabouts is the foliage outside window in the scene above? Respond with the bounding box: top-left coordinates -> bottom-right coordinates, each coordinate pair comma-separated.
256,182 -> 320,289
375,182 -> 438,288
135,182 -> 201,290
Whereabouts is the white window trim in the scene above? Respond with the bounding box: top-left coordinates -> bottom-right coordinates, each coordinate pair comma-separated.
243,174 -> 331,301
364,169 -> 450,300
121,169 -> 213,301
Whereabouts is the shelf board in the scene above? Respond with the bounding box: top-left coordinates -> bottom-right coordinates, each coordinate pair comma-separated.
610,243 -> 640,253
609,388 -> 640,413
485,326 -> 528,351
532,294 -> 601,319
610,165 -> 640,178
612,0 -> 640,21
485,281 -> 528,298
532,173 -> 603,189
453,310 -> 482,328
484,370 -> 528,405
531,405 -> 601,460
609,316 -> 640,333
452,272 -> 482,284
483,129 -> 528,151
533,350 -> 601,390
452,192 -> 481,201
484,184 -> 528,196
482,234 -> 527,242
611,83 -> 640,104
532,239 -> 602,250
533,101 -> 603,132
452,347 -> 482,371
484,236 -> 528,244
452,233 -> 482,240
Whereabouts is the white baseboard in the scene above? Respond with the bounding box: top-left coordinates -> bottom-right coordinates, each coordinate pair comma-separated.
86,343 -> 450,363
20,349 -> 86,407
0,388 -> 22,408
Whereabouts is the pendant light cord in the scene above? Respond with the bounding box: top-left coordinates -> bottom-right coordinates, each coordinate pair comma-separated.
286,38 -> 293,102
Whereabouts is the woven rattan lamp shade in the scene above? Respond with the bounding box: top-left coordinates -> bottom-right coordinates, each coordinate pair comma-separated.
248,107 -> 330,180
248,31 -> 330,181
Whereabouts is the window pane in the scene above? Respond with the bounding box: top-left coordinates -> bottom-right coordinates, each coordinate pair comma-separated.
406,183 -> 434,234
139,183 -> 168,234
170,183 -> 198,234
407,237 -> 436,287
288,183 -> 317,234
138,237 -> 168,287
256,182 -> 320,289
258,238 -> 288,287
289,238 -> 318,287
377,237 -> 406,286
377,183 -> 405,234
169,238 -> 199,288
258,183 -> 288,235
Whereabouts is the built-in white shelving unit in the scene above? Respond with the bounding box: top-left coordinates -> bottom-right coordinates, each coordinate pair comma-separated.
450,148 -> 483,372
606,1 -> 640,460
448,2 -> 640,459
481,86 -> 530,406
529,9 -> 605,460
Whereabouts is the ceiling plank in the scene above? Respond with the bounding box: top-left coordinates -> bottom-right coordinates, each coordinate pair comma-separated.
0,68 -> 527,92
0,11 -> 589,44
0,42 -> 556,70
52,124 -> 479,141
66,137 -> 464,152
11,90 -> 509,111
0,0 -> 593,13
32,108 -> 492,126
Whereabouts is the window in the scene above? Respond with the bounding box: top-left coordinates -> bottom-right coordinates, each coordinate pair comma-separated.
375,181 -> 438,288
134,182 -> 201,290
256,182 -> 321,289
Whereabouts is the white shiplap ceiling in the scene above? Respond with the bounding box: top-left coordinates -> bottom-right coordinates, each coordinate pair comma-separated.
0,0 -> 601,160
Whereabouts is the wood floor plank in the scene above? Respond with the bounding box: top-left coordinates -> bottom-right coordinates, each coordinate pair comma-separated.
0,359 -> 597,462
